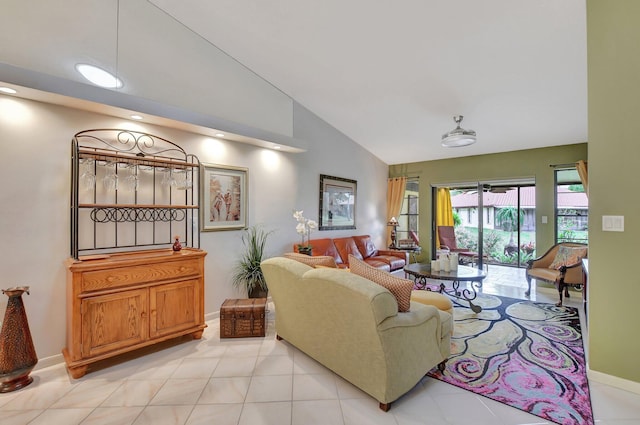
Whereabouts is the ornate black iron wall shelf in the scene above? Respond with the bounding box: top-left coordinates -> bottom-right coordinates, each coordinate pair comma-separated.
70,129 -> 200,259
87,206 -> 191,223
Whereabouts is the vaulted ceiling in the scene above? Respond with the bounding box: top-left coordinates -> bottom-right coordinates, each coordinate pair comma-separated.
150,0 -> 588,164
1,0 -> 587,165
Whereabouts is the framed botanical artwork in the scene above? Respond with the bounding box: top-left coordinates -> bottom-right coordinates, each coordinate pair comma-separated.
201,163 -> 248,231
318,174 -> 356,230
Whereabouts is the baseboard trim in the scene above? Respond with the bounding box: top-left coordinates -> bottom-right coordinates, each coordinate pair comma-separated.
205,310 -> 220,322
34,353 -> 65,371
34,300 -> 272,372
588,366 -> 640,395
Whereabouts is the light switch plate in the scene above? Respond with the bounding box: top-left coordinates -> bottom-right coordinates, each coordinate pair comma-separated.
541,216 -> 548,224
602,215 -> 624,232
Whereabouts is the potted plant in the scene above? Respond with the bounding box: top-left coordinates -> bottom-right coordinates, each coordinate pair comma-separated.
293,210 -> 317,255
232,225 -> 272,298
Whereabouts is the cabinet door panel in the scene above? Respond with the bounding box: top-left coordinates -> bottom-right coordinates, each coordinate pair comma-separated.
150,279 -> 201,338
81,289 -> 148,357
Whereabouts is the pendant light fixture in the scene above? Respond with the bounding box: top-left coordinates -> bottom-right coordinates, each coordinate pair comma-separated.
441,115 -> 476,147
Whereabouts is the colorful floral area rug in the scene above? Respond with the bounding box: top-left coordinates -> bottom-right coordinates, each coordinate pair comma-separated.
427,293 -> 594,425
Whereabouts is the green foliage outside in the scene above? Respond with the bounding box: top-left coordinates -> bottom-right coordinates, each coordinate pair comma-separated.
495,207 -> 525,244
452,211 -> 462,226
455,226 -> 588,266
455,227 -> 535,266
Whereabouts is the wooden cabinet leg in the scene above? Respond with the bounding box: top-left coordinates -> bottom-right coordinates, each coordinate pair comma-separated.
192,330 -> 204,340
67,365 -> 89,379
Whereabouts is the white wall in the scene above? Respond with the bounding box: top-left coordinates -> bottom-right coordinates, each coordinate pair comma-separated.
0,97 -> 388,367
0,0 -> 294,139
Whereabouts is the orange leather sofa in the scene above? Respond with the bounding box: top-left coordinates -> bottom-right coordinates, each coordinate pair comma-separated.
293,235 -> 408,272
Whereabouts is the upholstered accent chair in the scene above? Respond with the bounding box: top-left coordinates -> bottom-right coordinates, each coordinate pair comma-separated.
525,242 -> 588,307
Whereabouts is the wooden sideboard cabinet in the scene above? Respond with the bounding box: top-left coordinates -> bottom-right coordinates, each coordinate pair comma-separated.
63,248 -> 207,378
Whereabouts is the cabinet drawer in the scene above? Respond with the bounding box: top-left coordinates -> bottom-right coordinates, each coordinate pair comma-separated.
81,259 -> 202,292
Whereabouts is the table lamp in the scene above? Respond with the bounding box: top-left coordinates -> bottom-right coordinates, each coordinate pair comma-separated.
387,217 -> 399,248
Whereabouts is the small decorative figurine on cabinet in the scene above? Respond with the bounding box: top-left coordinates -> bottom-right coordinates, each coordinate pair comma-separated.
173,236 -> 182,252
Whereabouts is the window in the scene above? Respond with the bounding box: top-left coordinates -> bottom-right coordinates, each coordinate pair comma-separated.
555,169 -> 588,243
397,179 -> 419,241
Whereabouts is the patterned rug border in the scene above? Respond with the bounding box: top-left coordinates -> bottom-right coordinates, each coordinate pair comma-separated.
427,293 -> 593,425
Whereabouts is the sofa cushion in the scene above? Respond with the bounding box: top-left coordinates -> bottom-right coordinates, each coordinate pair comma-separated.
334,237 -> 363,264
549,246 -> 588,270
372,255 -> 405,271
353,235 -> 378,258
349,255 -> 413,312
282,252 -> 338,268
353,236 -> 406,271
411,291 -> 453,315
528,267 -> 561,283
295,238 -> 344,266
363,259 -> 391,272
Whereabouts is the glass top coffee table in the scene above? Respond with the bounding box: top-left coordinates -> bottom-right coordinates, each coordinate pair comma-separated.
404,263 -> 487,313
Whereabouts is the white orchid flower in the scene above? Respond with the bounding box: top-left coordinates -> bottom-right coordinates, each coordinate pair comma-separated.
294,210 -> 316,247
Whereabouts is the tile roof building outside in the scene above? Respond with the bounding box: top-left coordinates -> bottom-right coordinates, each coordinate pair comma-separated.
450,186 -> 587,209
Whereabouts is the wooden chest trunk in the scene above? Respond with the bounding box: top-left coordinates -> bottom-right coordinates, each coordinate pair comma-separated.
220,298 -> 266,338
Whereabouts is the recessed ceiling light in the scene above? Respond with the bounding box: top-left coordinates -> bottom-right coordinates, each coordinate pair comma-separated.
0,87 -> 17,94
215,133 -> 225,138
75,63 -> 123,89
130,114 -> 143,120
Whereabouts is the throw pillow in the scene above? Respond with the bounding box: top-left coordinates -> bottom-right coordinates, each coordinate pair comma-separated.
548,246 -> 588,270
348,255 -> 412,312
282,252 -> 338,268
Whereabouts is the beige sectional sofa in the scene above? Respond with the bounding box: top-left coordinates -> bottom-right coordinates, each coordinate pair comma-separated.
261,257 -> 452,411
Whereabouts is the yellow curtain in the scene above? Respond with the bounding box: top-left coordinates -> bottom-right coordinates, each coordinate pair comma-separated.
576,160 -> 588,198
435,187 -> 454,248
386,177 -> 407,246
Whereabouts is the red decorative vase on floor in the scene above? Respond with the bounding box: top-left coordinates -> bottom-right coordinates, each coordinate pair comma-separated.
0,287 -> 37,393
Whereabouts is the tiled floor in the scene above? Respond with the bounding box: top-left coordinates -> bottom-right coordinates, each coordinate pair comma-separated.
1,265 -> 640,424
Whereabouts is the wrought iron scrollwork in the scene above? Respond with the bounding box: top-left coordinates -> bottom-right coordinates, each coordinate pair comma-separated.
89,207 -> 186,223
74,129 -> 189,160
71,129 -> 200,259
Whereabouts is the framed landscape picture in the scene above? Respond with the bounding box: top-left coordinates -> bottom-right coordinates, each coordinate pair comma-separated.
318,174 -> 356,230
201,163 -> 248,231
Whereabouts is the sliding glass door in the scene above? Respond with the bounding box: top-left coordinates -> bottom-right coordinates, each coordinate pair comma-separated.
487,184 -> 536,267
434,180 -> 535,268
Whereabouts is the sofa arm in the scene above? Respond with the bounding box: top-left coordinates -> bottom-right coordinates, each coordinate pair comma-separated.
377,303 -> 440,332
528,255 -> 554,270
376,303 -> 451,392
